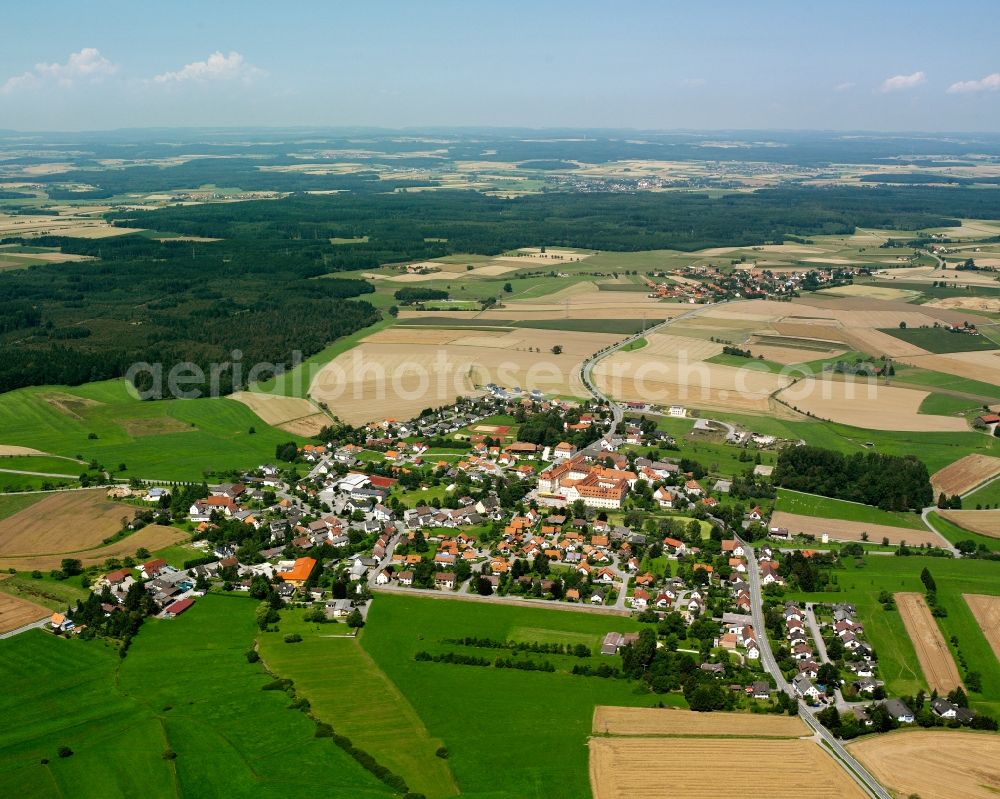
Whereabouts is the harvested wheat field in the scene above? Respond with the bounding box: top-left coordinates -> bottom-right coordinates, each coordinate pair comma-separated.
938,510 -> 1000,539
634,332 -> 723,361
932,455 -> 1000,497
311,328 -> 618,424
0,525 -> 187,572
0,490 -> 134,558
229,391 -> 328,436
906,350 -> 1000,386
749,341 -> 846,365
0,592 -> 51,634
964,594 -> 1000,663
592,706 -> 807,737
778,377 -> 968,431
819,284 -> 919,302
850,730 -> 1000,799
593,350 -> 792,414
928,296 -> 1000,313
896,592 -> 964,693
770,511 -> 946,547
589,737 -> 866,799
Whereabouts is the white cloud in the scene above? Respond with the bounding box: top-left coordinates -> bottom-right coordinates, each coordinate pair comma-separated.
1,47 -> 116,94
153,51 -> 264,84
947,73 -> 1000,94
879,71 -> 926,93
833,81 -> 855,92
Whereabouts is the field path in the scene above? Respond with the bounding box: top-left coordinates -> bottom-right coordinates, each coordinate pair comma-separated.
895,592 -> 964,693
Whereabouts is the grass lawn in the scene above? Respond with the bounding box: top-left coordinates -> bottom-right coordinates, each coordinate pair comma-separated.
0,595 -> 394,798
706,353 -> 785,373
784,556 -> 1000,716
0,379 -> 305,481
620,337 -> 648,352
917,392 -> 982,416
926,511 -> 1000,552
0,455 -> 84,475
775,488 -> 926,530
963,477 -> 1000,508
258,613 -> 458,799
0,493 -> 45,522
513,319 -> 660,335
879,327 -> 999,354
0,572 -> 91,611
362,593 -> 680,799
892,365 -> 1000,402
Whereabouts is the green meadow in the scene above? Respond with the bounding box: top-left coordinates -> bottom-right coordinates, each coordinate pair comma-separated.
926,511 -> 1000,552
261,593 -> 677,799
785,556 -> 1000,716
0,595 -> 393,799
775,488 -> 926,530
258,613 -> 458,799
359,593 -> 672,799
0,379 -> 303,481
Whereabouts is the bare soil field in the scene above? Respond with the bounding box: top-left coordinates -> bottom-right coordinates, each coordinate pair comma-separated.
229,391 -> 328,436
0,446 -> 46,456
964,594 -> 1000,663
0,213 -> 144,239
593,350 -> 792,414
589,737 -> 866,799
0,591 -> 50,634
895,592 -> 964,693
777,377 -> 968,431
931,454 -> 1000,496
0,524 -> 187,572
310,328 -> 619,424
0,490 -> 132,557
592,706 -> 807,737
770,511 -> 946,547
850,730 -> 1000,799
938,510 -> 1000,539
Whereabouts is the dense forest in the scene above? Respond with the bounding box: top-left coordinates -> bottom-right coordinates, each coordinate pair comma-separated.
771,445 -> 933,511
0,234 -> 378,394
5,182 -> 1000,394
111,185 -> 1000,255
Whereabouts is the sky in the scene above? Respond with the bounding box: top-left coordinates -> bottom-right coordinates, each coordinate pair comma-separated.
1,0 -> 999,132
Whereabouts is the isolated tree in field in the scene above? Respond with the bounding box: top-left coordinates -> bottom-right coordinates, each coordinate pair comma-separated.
551,345 -> 563,355
899,321 -> 907,329
920,567 -> 936,594
503,282 -> 512,293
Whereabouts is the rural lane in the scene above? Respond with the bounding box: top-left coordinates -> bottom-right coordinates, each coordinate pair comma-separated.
578,301 -> 722,434
0,617 -> 49,640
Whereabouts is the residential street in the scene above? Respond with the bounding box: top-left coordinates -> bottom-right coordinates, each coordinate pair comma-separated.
739,536 -> 892,799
